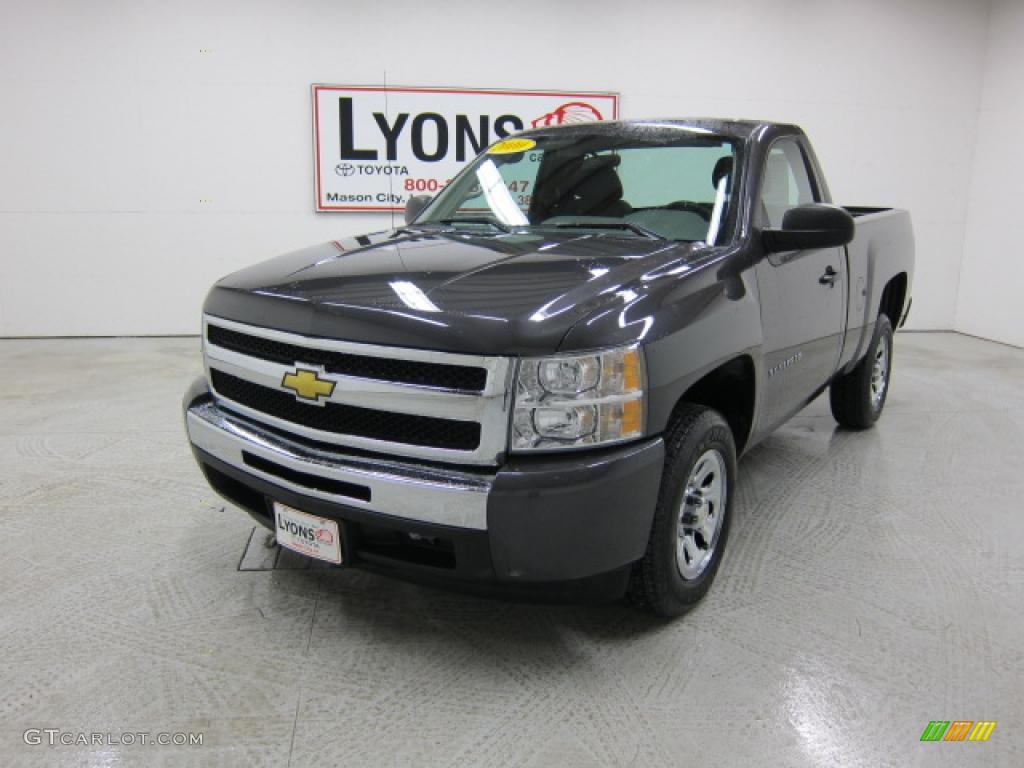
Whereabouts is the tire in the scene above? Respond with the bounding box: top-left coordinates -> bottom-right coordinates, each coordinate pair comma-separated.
829,314 -> 894,429
629,404 -> 737,617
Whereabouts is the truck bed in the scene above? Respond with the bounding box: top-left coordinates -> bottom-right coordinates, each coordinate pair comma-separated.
843,205 -> 894,217
839,206 -> 915,372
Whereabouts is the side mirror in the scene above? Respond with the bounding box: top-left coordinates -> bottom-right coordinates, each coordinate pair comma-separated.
762,203 -> 854,253
404,194 -> 432,225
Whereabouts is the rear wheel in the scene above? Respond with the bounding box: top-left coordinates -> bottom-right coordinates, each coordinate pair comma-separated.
830,314 -> 894,428
629,404 -> 736,617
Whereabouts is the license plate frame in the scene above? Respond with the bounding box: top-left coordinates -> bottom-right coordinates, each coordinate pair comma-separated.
272,501 -> 343,565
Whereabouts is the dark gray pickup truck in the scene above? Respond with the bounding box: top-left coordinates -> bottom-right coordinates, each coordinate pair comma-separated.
184,119 -> 913,615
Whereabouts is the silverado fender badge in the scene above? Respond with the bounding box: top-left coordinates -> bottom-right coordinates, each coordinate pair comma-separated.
281,367 -> 336,404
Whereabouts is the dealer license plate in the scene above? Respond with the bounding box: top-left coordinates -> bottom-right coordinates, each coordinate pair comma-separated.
272,501 -> 343,564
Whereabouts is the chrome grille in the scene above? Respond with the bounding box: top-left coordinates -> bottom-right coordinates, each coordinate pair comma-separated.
209,370 -> 482,450
207,324 -> 488,392
202,315 -> 512,465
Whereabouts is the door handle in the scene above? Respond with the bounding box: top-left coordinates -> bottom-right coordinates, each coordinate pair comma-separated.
819,266 -> 839,286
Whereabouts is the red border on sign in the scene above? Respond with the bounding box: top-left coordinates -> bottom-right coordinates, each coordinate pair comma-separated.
312,85 -> 621,212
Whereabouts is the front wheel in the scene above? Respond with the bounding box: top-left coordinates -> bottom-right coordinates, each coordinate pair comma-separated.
830,314 -> 894,429
629,404 -> 737,617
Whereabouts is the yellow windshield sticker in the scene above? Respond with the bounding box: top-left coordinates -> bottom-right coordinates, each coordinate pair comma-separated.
488,138 -> 536,155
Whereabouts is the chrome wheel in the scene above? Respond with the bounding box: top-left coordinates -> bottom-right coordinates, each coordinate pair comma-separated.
870,334 -> 890,409
676,449 -> 727,580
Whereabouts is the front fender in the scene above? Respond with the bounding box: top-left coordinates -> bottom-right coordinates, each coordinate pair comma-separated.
559,254 -> 764,437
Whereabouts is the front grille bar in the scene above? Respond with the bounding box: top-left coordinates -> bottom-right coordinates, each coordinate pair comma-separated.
212,369 -> 481,451
242,451 -> 372,502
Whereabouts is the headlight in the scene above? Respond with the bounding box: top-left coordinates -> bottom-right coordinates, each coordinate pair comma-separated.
511,345 -> 645,451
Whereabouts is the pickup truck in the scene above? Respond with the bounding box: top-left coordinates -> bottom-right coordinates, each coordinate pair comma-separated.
183,119 -> 914,616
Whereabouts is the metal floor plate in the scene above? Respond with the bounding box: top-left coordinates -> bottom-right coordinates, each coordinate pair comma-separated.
237,526 -> 333,571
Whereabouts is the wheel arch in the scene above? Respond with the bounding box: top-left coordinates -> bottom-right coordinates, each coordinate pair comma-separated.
879,272 -> 909,328
666,354 -> 756,455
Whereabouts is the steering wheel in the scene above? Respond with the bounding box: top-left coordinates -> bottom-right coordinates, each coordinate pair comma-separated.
663,201 -> 714,221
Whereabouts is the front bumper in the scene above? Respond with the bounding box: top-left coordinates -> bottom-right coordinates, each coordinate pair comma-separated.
184,379 -> 664,594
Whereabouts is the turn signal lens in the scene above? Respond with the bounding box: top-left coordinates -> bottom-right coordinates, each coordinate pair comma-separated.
622,349 -> 642,392
621,399 -> 643,435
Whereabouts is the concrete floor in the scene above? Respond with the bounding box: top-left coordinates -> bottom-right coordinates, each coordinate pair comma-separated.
1,331 -> 1021,767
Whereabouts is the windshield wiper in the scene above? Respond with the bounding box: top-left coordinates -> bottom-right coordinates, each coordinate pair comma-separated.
436,217 -> 511,232
553,221 -> 666,240
393,225 -> 430,236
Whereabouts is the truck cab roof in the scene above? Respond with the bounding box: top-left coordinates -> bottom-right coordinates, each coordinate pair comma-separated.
520,118 -> 803,141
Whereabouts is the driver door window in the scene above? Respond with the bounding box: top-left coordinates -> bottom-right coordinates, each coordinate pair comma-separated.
759,140 -> 817,228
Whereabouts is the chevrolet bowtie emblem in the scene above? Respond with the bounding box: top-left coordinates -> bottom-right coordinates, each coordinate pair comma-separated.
281,367 -> 335,404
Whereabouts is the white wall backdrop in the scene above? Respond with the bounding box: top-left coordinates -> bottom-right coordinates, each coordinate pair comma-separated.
955,0 -> 1024,348
0,0 -> 994,336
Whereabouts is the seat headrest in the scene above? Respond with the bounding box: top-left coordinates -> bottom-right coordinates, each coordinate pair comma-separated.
569,155 -> 623,200
533,153 -> 630,219
580,154 -> 622,173
712,156 -> 733,190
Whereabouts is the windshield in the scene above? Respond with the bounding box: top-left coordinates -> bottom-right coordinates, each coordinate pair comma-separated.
415,131 -> 739,243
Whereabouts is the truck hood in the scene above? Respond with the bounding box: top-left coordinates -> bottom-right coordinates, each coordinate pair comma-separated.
204,230 -> 704,355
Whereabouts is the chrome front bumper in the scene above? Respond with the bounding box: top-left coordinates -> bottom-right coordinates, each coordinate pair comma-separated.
185,399 -> 493,530
185,378 -> 666,584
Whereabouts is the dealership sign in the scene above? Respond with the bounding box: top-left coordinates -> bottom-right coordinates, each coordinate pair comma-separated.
312,85 -> 619,212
